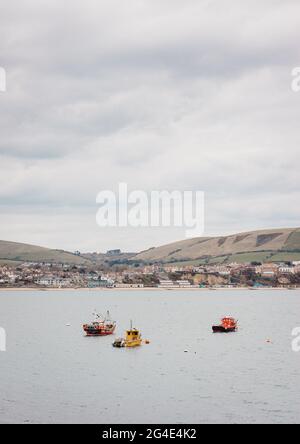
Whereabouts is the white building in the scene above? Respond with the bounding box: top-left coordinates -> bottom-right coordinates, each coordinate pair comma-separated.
176,280 -> 191,287
158,280 -> 175,288
35,277 -> 71,287
279,267 -> 295,274
114,283 -> 144,288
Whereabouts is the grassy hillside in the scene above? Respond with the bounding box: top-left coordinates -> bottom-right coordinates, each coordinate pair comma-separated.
0,240 -> 91,265
2,227 -> 300,267
134,228 -> 300,264
82,251 -> 136,266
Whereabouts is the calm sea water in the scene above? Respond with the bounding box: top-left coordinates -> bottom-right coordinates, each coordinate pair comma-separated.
0,289 -> 299,424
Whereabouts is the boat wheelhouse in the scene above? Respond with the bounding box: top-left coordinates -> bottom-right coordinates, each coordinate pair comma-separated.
212,317 -> 238,333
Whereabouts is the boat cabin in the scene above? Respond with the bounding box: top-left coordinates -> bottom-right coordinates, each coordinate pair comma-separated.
126,329 -> 140,341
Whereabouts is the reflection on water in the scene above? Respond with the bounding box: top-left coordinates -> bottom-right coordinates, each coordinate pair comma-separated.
0,289 -> 299,424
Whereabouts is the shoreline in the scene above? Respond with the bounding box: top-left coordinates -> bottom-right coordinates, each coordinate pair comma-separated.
0,286 -> 299,292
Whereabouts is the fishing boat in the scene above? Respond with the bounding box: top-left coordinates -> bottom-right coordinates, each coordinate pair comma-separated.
83,311 -> 116,336
212,317 -> 238,333
113,322 -> 143,348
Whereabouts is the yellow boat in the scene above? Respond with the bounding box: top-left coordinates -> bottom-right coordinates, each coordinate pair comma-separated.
113,322 -> 143,348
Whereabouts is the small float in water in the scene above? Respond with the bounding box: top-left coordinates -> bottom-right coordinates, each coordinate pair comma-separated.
212,317 -> 238,333
83,311 -> 116,336
113,322 -> 146,348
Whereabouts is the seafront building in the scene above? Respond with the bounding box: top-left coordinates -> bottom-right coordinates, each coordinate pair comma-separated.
158,280 -> 176,288
0,259 -> 300,289
35,277 -> 71,287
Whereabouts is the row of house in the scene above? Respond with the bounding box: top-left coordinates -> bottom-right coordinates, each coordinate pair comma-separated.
158,279 -> 194,288
1,258 -> 300,289
161,262 -> 300,278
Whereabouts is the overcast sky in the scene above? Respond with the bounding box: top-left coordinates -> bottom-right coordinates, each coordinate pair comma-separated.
0,0 -> 300,252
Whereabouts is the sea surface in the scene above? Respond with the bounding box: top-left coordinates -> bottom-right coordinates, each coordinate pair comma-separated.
0,289 -> 299,424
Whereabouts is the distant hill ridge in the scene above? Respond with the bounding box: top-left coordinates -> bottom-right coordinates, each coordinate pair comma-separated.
1,228 -> 300,266
0,240 -> 90,265
133,228 -> 300,265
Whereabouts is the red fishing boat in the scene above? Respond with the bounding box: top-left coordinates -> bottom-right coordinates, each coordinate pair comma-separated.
83,311 -> 116,336
212,317 -> 238,333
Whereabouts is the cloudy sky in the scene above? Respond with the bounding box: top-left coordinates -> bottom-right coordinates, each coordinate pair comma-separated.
0,0 -> 300,252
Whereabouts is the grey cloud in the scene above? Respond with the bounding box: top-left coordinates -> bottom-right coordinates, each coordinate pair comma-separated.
0,0 -> 300,250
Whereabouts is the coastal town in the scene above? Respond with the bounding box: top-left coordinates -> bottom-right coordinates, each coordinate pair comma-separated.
1,258 -> 300,289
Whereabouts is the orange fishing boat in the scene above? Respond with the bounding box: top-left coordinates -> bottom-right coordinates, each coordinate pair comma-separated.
83,311 -> 116,336
212,317 -> 238,333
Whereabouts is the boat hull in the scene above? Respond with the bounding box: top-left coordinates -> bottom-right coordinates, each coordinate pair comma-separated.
83,325 -> 116,336
84,330 -> 115,336
112,338 -> 142,348
212,325 -> 237,333
125,339 -> 142,347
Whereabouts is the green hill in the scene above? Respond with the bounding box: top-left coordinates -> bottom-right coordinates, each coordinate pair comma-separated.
133,228 -> 300,265
2,227 -> 300,267
0,240 -> 90,265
